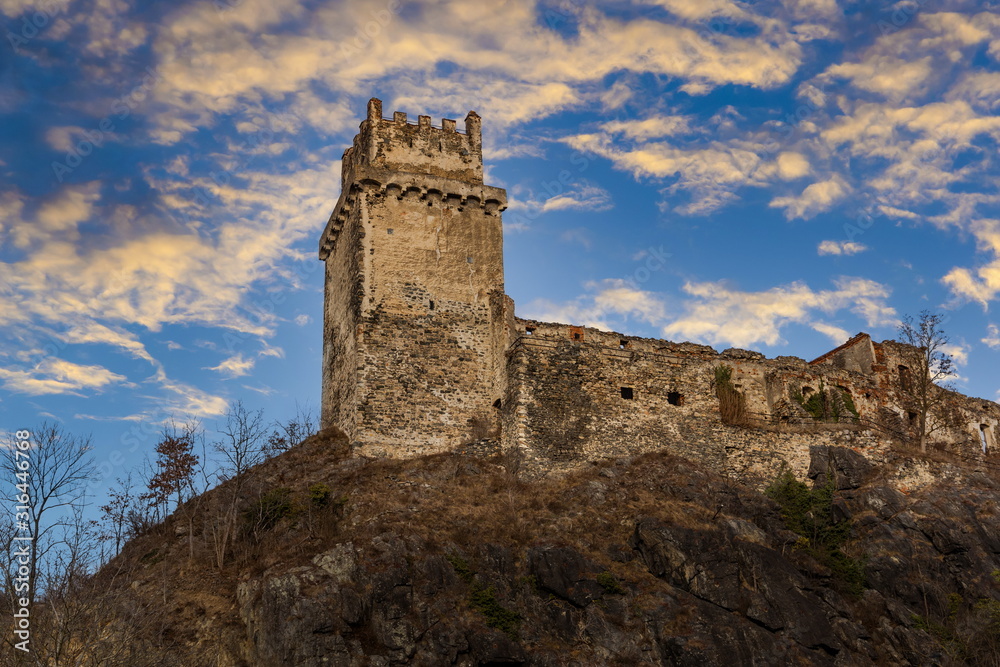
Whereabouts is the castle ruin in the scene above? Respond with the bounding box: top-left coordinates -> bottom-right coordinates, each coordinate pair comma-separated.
319,98 -> 999,481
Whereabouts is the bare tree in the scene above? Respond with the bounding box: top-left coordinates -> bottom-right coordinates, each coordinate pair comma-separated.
0,423 -> 96,607
215,401 -> 268,479
264,402 -> 318,457
98,472 -> 139,559
896,311 -> 956,453
210,401 -> 268,569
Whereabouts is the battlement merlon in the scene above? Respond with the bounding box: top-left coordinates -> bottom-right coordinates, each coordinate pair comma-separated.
340,98 -> 484,189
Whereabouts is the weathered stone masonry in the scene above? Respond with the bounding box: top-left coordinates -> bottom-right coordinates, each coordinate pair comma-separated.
320,99 -> 999,478
319,98 -> 507,456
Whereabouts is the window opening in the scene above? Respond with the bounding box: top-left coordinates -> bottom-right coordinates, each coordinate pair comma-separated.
898,365 -> 912,392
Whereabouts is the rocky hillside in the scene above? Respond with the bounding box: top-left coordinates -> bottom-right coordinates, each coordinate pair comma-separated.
59,432 -> 1000,665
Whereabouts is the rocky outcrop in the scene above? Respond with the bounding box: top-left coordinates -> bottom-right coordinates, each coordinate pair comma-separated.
99,434 -> 1000,666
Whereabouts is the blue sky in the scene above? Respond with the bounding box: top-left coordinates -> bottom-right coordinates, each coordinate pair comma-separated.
2,0 -> 1000,495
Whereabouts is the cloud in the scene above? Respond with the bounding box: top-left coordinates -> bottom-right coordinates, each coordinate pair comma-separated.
508,181 -> 613,220
982,324 -> 1000,349
817,240 -> 869,256
601,115 -> 692,140
662,277 -> 895,348
523,275 -> 894,350
143,0 -> 809,144
942,219 -> 1000,307
941,342 -> 969,366
207,354 -> 255,378
541,184 -> 613,213
776,152 -> 811,180
294,314 -> 312,326
810,321 -> 851,344
559,228 -> 592,249
563,132 -> 770,214
522,279 -> 668,331
258,342 -> 284,358
60,321 -> 155,363
0,358 -> 128,396
153,369 -> 229,417
769,176 -> 849,220
7,182 -> 101,248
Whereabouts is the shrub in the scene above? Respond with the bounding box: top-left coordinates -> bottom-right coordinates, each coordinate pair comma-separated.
470,585 -> 521,638
765,468 -> 865,596
244,487 -> 297,533
596,571 -> 625,595
447,553 -> 521,638
308,483 -> 332,508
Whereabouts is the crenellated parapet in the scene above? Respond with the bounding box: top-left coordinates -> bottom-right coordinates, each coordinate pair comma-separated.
318,174 -> 506,260
341,98 -> 483,188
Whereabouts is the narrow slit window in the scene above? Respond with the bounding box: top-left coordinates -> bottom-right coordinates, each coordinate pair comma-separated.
620,387 -> 634,400
980,424 -> 990,453
667,392 -> 684,406
429,301 -> 435,311
573,333 -> 581,340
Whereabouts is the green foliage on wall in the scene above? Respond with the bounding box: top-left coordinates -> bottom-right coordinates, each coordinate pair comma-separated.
792,382 -> 860,422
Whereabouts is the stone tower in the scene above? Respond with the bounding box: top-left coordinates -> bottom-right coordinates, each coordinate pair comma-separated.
319,98 -> 510,455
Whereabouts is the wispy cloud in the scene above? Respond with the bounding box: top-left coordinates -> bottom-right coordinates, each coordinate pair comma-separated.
207,354 -> 256,378
524,275 -> 895,350
0,359 -> 128,396
817,240 -> 869,256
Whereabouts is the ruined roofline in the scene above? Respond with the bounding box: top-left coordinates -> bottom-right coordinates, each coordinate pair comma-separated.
807,332 -> 872,366
513,317 -> 813,364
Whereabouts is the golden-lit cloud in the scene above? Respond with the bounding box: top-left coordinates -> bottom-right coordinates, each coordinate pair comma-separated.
662,277 -> 896,347
769,176 -> 849,220
207,354 -> 256,378
817,240 -> 869,256
0,358 -> 128,395
524,276 -> 895,350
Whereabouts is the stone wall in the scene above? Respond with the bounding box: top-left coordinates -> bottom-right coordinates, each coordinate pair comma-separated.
500,319 -> 995,485
320,99 -> 508,456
